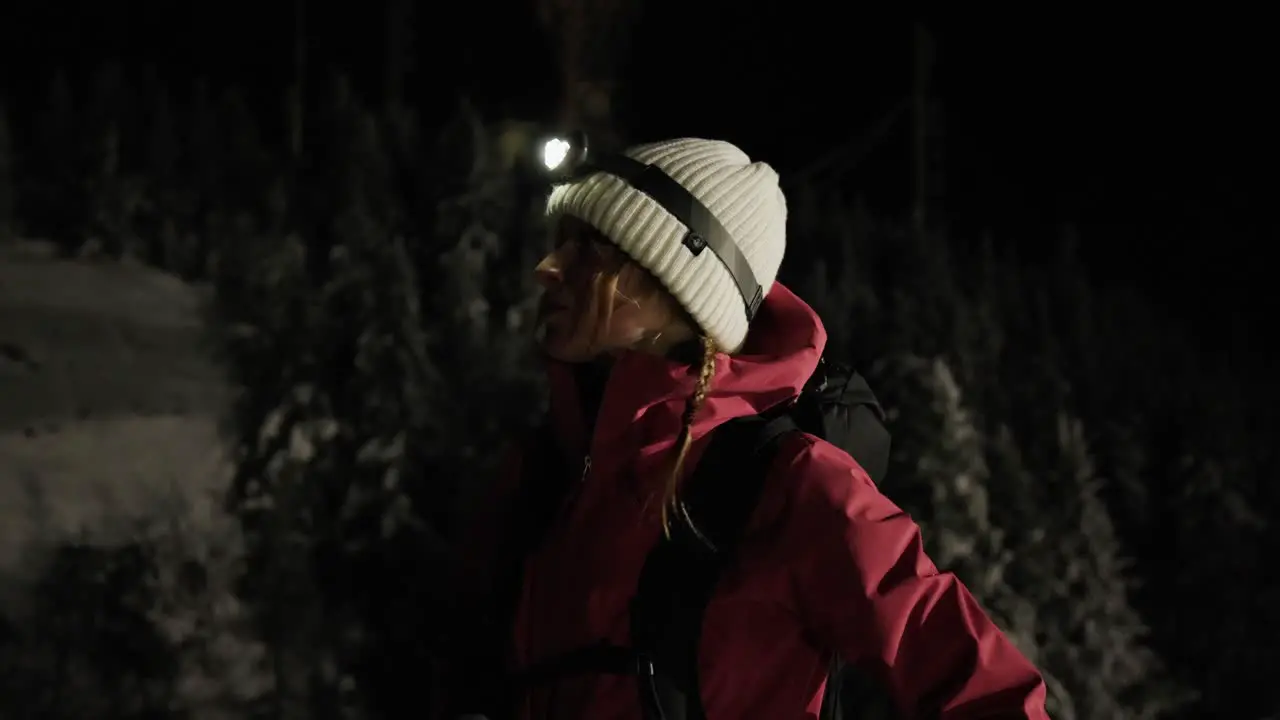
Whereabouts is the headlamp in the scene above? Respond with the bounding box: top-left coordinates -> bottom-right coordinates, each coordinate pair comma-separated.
538,130 -> 591,180
537,131 -> 765,322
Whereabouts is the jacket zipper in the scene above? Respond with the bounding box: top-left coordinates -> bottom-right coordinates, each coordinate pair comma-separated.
558,454 -> 591,515
539,458 -> 591,720
543,368 -> 604,719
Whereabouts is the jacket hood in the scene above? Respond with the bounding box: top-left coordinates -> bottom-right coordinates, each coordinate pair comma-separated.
544,282 -> 826,475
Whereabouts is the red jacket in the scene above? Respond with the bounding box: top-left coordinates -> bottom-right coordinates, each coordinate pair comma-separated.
450,283 -> 1048,719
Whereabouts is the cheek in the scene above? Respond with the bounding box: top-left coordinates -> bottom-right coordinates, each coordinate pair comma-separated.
598,300 -> 654,346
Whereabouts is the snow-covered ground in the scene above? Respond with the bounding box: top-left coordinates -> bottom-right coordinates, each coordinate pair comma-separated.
0,240 -> 233,587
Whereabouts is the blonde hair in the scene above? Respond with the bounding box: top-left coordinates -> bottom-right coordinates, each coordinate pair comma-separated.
568,225 -> 721,537
660,335 -> 718,537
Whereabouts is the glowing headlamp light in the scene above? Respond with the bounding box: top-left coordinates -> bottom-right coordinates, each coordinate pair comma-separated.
539,130 -> 591,180
538,130 -> 765,322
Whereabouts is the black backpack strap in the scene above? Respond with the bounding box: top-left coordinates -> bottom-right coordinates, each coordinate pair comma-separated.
511,641 -> 674,720
630,413 -> 799,720
514,642 -> 649,684
818,653 -> 846,720
500,415 -> 802,719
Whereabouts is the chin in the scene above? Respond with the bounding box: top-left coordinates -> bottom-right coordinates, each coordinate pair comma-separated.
535,326 -> 575,361
536,332 -> 603,364
541,344 -> 600,364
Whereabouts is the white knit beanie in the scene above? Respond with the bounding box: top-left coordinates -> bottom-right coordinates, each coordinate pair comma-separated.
545,138 -> 788,354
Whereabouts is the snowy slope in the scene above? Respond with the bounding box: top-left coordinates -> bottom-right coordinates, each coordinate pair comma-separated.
0,241 -> 233,583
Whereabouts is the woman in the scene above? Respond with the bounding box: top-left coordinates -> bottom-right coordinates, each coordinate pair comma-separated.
441,138 -> 1048,719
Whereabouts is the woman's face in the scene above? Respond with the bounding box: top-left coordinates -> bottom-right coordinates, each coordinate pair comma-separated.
534,217 -> 684,363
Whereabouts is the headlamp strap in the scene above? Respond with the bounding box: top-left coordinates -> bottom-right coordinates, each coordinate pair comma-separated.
590,153 -> 764,322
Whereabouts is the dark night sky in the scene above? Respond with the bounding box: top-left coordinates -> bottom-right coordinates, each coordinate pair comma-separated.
1,3 -> 1275,341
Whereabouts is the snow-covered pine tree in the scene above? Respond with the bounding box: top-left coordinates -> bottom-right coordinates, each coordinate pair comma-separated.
877,357 -> 1042,651
423,101 -> 548,535
1018,412 -> 1189,719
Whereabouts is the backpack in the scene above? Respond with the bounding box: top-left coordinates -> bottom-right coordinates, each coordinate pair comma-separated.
502,356 -> 893,720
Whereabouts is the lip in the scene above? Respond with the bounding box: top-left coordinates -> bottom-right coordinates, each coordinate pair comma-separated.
537,298 -> 570,326
540,295 -> 570,314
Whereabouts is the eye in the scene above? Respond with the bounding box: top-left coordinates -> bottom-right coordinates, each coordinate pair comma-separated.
552,227 -> 572,249
552,222 -> 590,251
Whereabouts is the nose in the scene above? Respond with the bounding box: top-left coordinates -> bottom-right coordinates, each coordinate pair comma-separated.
535,244 -> 569,289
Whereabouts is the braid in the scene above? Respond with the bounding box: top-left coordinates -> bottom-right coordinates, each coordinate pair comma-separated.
660,334 -> 719,537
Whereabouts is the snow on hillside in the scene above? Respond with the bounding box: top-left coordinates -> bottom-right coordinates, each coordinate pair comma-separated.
0,240 -> 234,587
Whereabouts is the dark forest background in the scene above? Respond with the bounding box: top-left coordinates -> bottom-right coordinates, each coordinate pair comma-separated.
0,2 -> 1275,719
